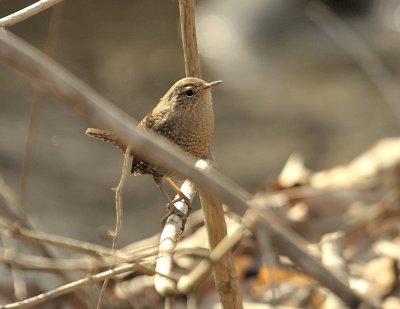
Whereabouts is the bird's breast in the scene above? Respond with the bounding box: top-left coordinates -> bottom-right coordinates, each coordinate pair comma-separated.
171,102 -> 214,158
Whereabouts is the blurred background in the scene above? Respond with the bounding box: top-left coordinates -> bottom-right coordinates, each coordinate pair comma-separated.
0,0 -> 399,246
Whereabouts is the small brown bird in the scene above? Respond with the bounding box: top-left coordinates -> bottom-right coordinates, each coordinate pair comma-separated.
86,77 -> 221,205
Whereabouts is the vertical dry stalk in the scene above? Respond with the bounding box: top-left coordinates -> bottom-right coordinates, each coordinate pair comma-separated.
97,146 -> 131,309
178,0 -> 242,307
178,0 -> 201,78
197,161 -> 243,308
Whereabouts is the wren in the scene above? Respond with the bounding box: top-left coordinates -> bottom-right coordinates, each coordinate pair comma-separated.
85,77 -> 222,205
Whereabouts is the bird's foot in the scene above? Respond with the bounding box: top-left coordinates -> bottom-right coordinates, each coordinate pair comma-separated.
160,196 -> 192,233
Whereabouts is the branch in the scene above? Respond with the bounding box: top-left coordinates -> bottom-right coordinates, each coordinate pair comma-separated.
11,225 -> 114,256
0,0 -> 64,28
0,30 -> 377,309
178,209 -> 259,293
154,179 -> 196,296
0,263 -> 139,309
178,0 -> 242,305
0,247 -> 156,272
96,146 -> 131,308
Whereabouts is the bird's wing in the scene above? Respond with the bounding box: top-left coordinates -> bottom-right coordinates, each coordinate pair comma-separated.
138,109 -> 175,140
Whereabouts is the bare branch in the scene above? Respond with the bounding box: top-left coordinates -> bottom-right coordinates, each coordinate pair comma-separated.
0,247 -> 156,272
154,179 -> 196,296
11,225 -> 114,256
178,209 -> 259,293
0,0 -> 64,28
0,263 -> 139,309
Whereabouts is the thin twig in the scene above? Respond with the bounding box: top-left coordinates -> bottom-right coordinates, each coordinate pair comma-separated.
0,0 -> 64,28
11,225 -> 114,256
0,31 -> 377,309
0,263 -> 139,309
97,146 -> 131,309
0,247 -> 156,272
111,146 -> 131,249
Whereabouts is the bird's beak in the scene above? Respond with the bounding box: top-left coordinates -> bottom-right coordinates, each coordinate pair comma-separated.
204,80 -> 223,89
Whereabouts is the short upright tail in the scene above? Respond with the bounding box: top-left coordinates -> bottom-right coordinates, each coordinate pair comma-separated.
85,128 -> 128,153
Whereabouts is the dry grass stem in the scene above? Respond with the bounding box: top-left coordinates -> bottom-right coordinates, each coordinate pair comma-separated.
0,0 -> 64,28
197,160 -> 243,308
178,0 -> 201,78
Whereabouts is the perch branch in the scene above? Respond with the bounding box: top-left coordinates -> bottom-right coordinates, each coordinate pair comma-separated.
0,30 -> 377,309
178,0 -> 241,305
154,179 -> 196,296
0,0 -> 64,28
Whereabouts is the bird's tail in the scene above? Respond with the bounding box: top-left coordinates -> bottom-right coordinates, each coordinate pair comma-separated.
85,128 -> 129,153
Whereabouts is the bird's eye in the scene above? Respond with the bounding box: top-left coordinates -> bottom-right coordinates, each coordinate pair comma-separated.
184,89 -> 194,97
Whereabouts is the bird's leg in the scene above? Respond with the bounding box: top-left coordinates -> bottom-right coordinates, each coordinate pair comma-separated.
165,177 -> 191,205
157,178 -> 191,230
157,182 -> 174,207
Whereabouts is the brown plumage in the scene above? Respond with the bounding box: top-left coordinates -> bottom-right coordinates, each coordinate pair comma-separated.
85,77 -> 221,186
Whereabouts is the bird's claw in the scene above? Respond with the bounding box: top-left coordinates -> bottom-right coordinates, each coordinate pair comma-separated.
160,197 -> 192,233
